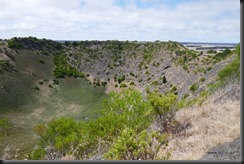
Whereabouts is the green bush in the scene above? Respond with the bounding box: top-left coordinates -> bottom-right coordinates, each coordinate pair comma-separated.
32,89 -> 155,159
35,86 -> 40,90
53,53 -> 81,78
39,81 -> 44,85
129,72 -> 135,77
151,80 -> 158,86
0,118 -> 10,136
199,77 -> 206,83
29,147 -> 46,160
103,128 -> 168,160
53,79 -> 59,85
39,59 -> 45,64
120,83 -> 127,88
118,75 -> 126,84
130,82 -> 135,86
8,39 -> 22,49
213,44 -> 240,88
72,41 -> 78,47
182,93 -> 189,99
176,99 -> 186,109
217,57 -> 240,83
182,65 -> 188,71
148,91 -> 177,121
170,86 -> 177,92
206,67 -> 212,71
189,83 -> 198,92
101,81 -> 107,87
32,117 -> 80,157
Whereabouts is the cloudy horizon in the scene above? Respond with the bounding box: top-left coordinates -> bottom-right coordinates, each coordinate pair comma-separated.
0,0 -> 240,43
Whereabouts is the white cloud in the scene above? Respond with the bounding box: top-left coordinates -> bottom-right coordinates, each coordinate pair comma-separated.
0,0 -> 240,42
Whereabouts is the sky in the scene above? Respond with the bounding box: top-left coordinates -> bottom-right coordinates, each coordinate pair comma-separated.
0,0 -> 240,43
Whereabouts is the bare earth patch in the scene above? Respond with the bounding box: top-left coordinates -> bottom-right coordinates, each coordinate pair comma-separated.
30,107 -> 45,118
105,79 -> 121,94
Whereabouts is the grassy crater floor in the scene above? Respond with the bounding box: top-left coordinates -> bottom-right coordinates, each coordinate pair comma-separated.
0,49 -> 106,159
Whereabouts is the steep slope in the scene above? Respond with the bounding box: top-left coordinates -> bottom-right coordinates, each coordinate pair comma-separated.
0,37 -> 239,160
65,40 -> 235,99
156,81 -> 240,160
0,38 -> 107,159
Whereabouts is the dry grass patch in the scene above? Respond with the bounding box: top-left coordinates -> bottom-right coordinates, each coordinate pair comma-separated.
157,85 -> 240,160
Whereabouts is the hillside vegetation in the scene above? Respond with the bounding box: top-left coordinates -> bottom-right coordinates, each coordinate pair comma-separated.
0,37 -> 240,160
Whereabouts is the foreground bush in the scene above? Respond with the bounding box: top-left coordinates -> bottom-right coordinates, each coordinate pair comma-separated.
30,89 -> 156,160
103,128 -> 169,160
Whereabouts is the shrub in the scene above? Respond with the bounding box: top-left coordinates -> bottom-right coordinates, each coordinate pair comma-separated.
29,147 -> 46,160
162,76 -> 167,84
35,86 -> 40,90
147,91 -> 177,132
53,79 -> 59,85
48,84 -> 53,88
171,86 -> 177,92
151,80 -> 158,85
72,41 -> 78,47
0,118 -> 10,136
31,89 -> 158,160
32,72 -> 37,76
101,81 -> 107,87
130,82 -> 135,86
8,39 -> 22,49
120,83 -> 127,88
218,59 -> 240,82
103,128 -> 168,160
222,48 -> 231,57
129,72 -> 135,77
211,44 -> 240,89
182,65 -> 188,71
176,99 -> 186,109
39,59 -> 45,64
39,81 -> 44,85
96,81 -> 101,86
53,53 -> 81,78
182,93 -> 189,99
64,41 -> 70,46
115,84 -> 118,87
206,67 -> 212,71
118,75 -> 126,84
32,117 -> 80,158
189,83 -> 198,92
199,77 -> 206,83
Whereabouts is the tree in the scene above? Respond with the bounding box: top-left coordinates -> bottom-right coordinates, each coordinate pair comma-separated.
72,41 -> 78,47
64,41 -> 70,46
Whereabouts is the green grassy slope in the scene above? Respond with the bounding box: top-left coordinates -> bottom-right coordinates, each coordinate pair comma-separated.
0,41 -> 106,159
